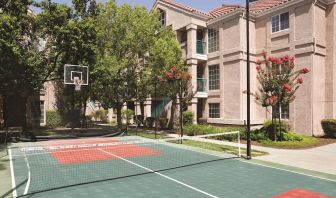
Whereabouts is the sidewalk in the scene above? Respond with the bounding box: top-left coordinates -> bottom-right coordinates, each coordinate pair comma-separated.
177,135 -> 336,175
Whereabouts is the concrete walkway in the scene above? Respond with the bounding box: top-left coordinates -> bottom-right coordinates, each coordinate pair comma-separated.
173,135 -> 336,176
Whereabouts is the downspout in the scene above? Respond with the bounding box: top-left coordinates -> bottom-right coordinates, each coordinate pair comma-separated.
311,0 -> 318,136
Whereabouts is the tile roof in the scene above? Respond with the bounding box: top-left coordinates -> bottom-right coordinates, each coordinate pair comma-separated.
249,0 -> 292,13
160,0 -> 210,17
209,4 -> 241,19
156,0 -> 293,20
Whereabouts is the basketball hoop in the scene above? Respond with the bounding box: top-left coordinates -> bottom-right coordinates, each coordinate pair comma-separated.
74,77 -> 83,91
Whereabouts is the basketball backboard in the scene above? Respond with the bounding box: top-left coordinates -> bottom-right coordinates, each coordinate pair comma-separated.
64,64 -> 89,85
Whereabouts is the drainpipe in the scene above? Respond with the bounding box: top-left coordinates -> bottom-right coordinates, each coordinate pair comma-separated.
311,0 -> 318,137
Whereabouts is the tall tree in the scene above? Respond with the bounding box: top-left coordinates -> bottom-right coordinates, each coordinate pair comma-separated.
93,1 -> 161,129
37,0 -> 100,125
147,28 -> 188,129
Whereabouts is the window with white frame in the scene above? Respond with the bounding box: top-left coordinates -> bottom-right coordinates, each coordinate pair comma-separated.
271,12 -> 289,33
159,9 -> 166,26
208,28 -> 219,53
209,64 -> 220,90
209,103 -> 220,118
275,104 -> 289,119
40,101 -> 45,124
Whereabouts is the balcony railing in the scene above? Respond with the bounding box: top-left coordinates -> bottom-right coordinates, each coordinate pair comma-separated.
197,78 -> 207,92
196,40 -> 206,55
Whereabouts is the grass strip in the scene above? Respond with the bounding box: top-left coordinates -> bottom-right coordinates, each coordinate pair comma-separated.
171,139 -> 268,157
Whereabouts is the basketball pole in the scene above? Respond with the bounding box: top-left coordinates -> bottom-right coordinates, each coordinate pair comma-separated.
179,79 -> 183,144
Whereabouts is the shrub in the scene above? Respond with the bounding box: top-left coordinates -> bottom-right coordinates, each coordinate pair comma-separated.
321,119 -> 336,137
122,109 -> 134,124
159,117 -> 168,129
145,117 -> 155,128
282,131 -> 304,141
249,129 -> 269,141
92,110 -> 108,122
134,115 -> 144,126
263,119 -> 288,140
183,111 -> 194,125
46,110 -> 62,128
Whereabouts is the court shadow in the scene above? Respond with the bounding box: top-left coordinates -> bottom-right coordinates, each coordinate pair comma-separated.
0,179 -> 27,198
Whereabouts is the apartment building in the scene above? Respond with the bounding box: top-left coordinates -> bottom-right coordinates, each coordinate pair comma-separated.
152,0 -> 336,136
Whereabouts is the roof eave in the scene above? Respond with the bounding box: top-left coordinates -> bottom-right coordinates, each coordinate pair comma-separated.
153,0 -> 210,20
253,0 -> 307,17
207,9 -> 246,25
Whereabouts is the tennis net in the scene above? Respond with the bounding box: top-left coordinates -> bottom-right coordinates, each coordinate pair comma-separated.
9,131 -> 241,197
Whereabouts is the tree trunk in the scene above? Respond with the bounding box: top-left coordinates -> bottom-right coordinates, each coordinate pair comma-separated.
278,103 -> 282,141
168,98 -> 176,130
82,98 -> 87,128
140,101 -> 145,125
273,106 -> 277,142
116,105 -> 122,130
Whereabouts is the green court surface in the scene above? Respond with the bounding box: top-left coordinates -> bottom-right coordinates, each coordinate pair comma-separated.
8,136 -> 336,198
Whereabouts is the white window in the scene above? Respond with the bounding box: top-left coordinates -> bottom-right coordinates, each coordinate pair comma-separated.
159,9 -> 166,26
32,101 -> 45,125
208,28 -> 219,53
40,101 -> 45,124
209,103 -> 220,118
275,104 -> 289,120
209,65 -> 220,90
272,12 -> 289,33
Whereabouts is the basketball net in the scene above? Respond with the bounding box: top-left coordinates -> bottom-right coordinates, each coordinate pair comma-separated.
74,77 -> 83,91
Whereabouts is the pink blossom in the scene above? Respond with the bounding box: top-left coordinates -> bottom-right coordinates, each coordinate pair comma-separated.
297,77 -> 304,84
283,84 -> 292,93
256,65 -> 262,72
262,50 -> 267,57
166,72 -> 174,79
290,56 -> 295,64
301,68 -> 310,74
265,95 -> 278,105
171,65 -> 177,72
290,62 -> 295,69
256,59 -> 262,65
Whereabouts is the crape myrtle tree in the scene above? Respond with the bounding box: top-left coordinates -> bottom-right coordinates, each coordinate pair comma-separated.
255,50 -> 310,141
37,0 -> 100,126
93,1 -> 161,129
156,65 -> 193,130
147,28 -> 191,129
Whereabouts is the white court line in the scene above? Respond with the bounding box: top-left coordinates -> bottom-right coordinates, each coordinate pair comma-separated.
23,153 -> 31,195
240,160 -> 336,183
152,140 -> 336,183
98,148 -> 219,198
9,148 -> 18,198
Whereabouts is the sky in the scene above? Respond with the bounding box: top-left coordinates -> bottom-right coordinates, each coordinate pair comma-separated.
37,0 -> 247,12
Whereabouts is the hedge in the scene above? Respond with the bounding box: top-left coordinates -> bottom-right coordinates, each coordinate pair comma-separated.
321,119 -> 336,137
46,110 -> 62,128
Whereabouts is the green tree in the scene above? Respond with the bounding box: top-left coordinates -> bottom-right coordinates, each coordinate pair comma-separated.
148,28 -> 192,129
255,50 -> 310,141
0,0 -> 56,131
93,1 -> 161,129
37,0 -> 100,126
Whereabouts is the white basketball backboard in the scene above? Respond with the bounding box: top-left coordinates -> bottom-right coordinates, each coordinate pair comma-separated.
64,64 -> 89,85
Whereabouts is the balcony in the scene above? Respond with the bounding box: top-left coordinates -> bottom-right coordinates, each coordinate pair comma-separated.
195,78 -> 208,98
196,40 -> 207,60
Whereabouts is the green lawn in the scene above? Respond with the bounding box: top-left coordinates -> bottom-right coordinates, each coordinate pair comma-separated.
260,136 -> 320,149
128,130 -> 168,139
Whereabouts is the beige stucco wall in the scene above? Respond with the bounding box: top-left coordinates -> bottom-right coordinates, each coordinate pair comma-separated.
150,0 -> 335,136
